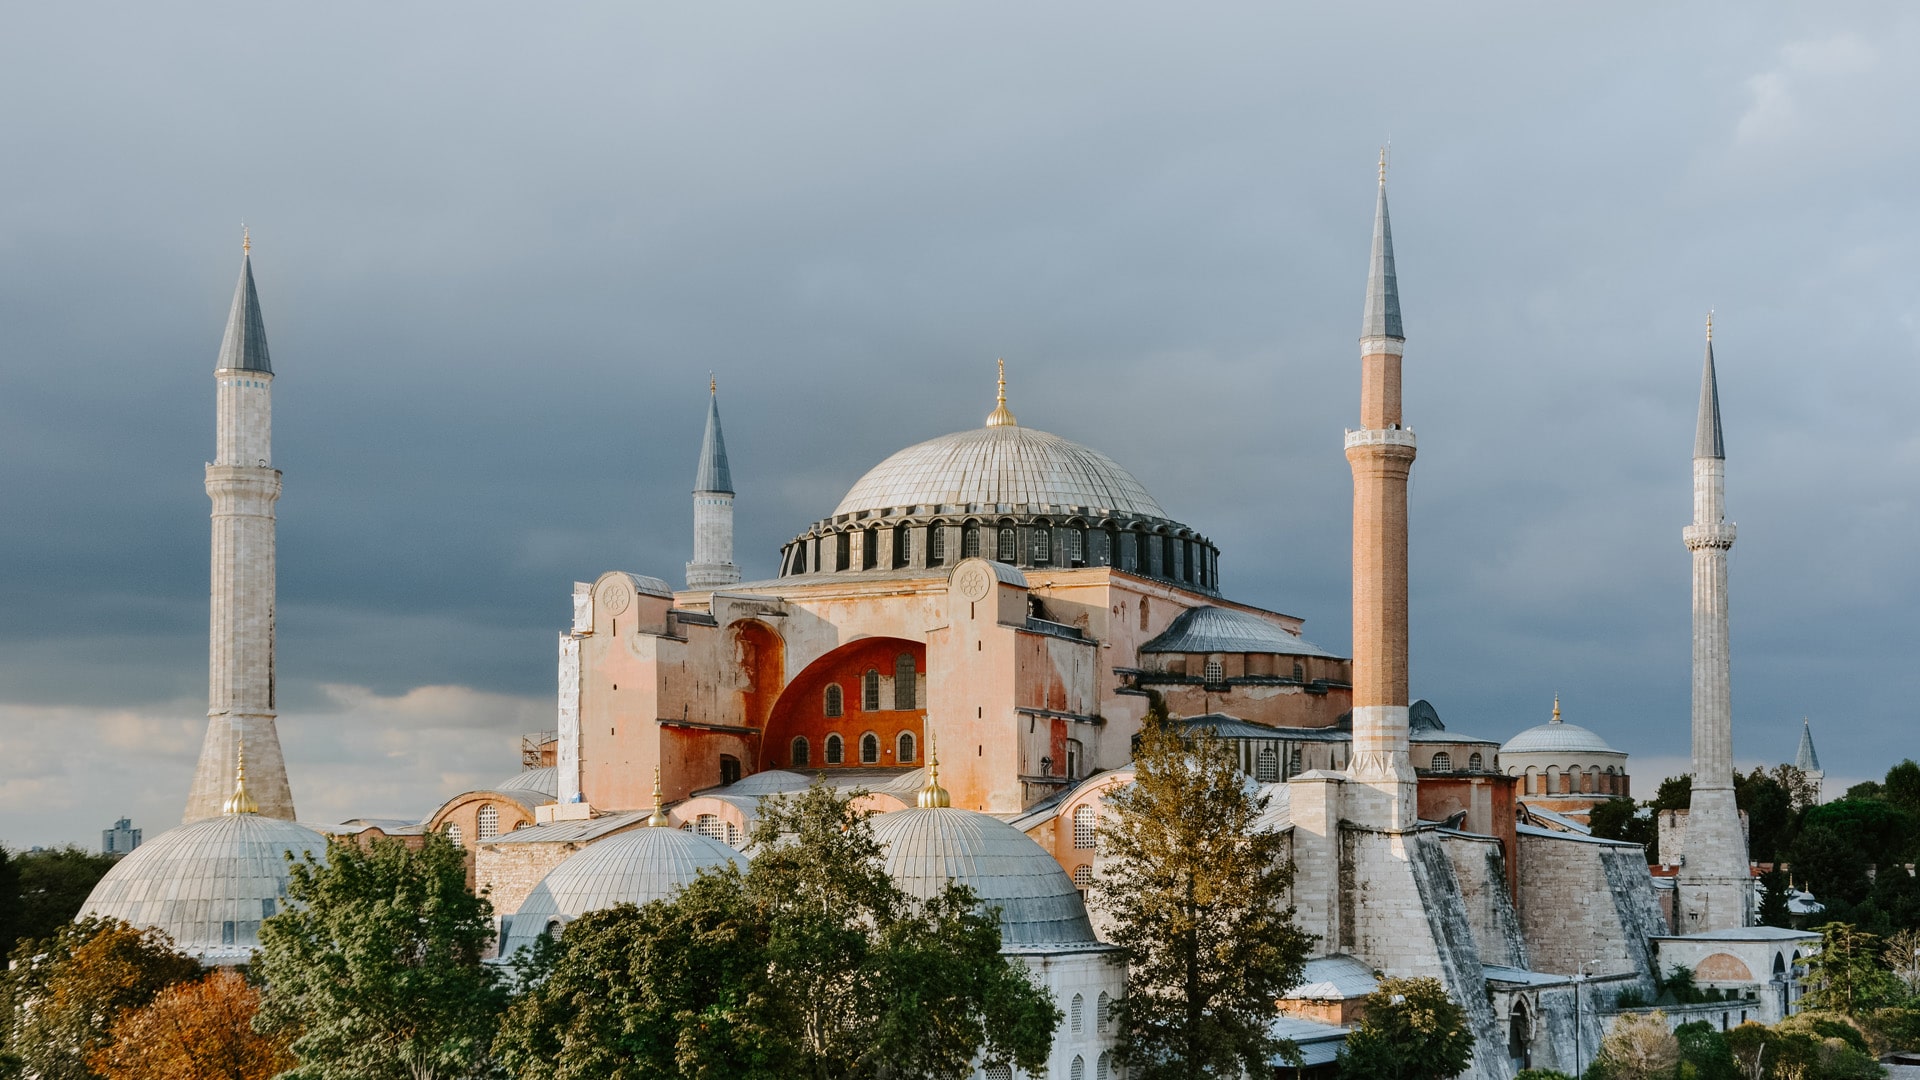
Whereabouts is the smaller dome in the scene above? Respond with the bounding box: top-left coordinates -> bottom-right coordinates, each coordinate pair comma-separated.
499,826 -> 746,958
716,769 -> 815,796
1501,705 -> 1620,757
1141,605 -> 1338,658
872,807 -> 1096,945
495,767 -> 558,798
81,814 -> 328,963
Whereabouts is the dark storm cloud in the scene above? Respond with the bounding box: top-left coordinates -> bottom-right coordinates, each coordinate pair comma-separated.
3,2 -> 1915,844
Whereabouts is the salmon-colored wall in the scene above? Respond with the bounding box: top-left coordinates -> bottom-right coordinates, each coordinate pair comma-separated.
1417,773 -> 1520,898
761,638 -> 925,771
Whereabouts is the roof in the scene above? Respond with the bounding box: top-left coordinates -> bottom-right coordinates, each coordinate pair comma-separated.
1178,714 -> 1347,742
1287,955 -> 1380,1000
1653,926 -> 1819,943
216,250 -> 273,374
1140,605 -> 1338,658
1501,703 -> 1620,756
832,423 -> 1166,520
495,767 -> 558,799
1516,823 -> 1642,848
1483,965 -> 1578,987
873,806 -> 1097,945
500,826 -> 746,958
1360,167 -> 1404,341
710,769 -> 814,796
693,388 -> 734,494
1795,719 -> 1821,773
1520,803 -> 1593,835
1269,1015 -> 1352,1067
80,813 -> 327,963
1696,329 -> 1725,460
484,810 -> 649,845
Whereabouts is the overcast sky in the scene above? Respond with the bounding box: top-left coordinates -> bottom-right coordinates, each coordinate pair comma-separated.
3,3 -> 1915,848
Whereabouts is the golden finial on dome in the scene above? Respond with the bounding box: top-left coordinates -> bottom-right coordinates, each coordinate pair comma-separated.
985,358 -> 1017,427
918,726 -> 951,808
223,736 -> 258,815
646,766 -> 671,827
1551,695 -> 1562,724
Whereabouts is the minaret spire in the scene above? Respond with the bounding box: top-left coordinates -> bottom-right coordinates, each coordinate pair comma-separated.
686,380 -> 741,590
985,358 -> 1017,427
1795,718 -> 1823,804
186,233 -> 295,821
1679,313 -> 1748,929
1344,155 -> 1419,830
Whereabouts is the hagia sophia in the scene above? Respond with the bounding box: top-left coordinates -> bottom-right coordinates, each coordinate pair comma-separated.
80,166 -> 1824,1080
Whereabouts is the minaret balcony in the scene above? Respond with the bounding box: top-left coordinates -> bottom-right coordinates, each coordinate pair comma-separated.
1683,523 -> 1737,550
1343,427 -> 1418,450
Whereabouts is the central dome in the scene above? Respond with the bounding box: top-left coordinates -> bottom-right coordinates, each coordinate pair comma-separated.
834,424 -> 1166,519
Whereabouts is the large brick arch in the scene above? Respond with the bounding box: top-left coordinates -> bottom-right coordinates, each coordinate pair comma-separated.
1695,952 -> 1753,981
761,637 -> 925,772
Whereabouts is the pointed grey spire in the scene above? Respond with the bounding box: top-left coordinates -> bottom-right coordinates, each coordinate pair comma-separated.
1695,316 -> 1724,460
1794,718 -> 1821,773
217,237 -> 273,374
1360,153 -> 1404,342
693,381 -> 733,494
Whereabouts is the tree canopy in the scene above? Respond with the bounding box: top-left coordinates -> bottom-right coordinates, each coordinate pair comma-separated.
0,847 -> 121,957
1096,701 -> 1311,1080
90,969 -> 293,1080
1336,977 -> 1474,1080
0,916 -> 200,1080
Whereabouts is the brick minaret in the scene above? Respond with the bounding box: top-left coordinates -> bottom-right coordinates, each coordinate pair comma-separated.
1677,314 -> 1748,928
686,378 -> 739,590
184,232 -> 295,821
1343,154 -> 1419,831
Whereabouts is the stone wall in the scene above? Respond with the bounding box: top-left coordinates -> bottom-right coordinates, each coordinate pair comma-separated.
1516,830 -> 1662,990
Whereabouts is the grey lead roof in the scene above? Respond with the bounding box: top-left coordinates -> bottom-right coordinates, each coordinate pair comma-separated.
1139,605 -> 1338,658
693,389 -> 733,493
1695,335 -> 1725,459
832,423 -> 1166,520
1795,718 -> 1821,773
872,806 -> 1097,945
1360,173 -> 1404,341
216,252 -> 273,374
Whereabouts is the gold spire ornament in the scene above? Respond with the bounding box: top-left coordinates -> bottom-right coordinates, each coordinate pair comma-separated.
223,737 -> 259,815
985,358 -> 1017,427
646,766 -> 672,827
242,225 -> 251,254
1706,310 -> 1714,342
918,727 -> 951,808
1551,695 -> 1562,723
710,373 -> 717,396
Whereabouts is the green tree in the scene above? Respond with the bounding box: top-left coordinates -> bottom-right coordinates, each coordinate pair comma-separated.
1674,1020 -> 1740,1080
4,847 -> 120,954
253,832 -> 507,1080
1757,867 -> 1793,929
1735,769 -> 1794,864
496,782 -> 1058,1080
1096,709 -> 1311,1079
1594,1010 -> 1680,1080
1884,760 -> 1920,819
1588,800 -> 1654,859
1335,978 -> 1473,1080
0,916 -> 200,1080
1800,924 -> 1904,1016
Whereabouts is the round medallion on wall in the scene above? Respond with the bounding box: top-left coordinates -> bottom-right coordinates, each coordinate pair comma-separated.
956,565 -> 993,601
600,580 -> 632,615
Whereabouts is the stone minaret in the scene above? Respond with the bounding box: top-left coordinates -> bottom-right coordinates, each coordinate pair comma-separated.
1794,718 -> 1823,804
1343,154 -> 1419,831
184,232 -> 295,822
685,379 -> 739,590
1677,314 -> 1748,929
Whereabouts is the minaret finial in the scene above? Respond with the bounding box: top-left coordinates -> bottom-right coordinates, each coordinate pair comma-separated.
242,224 -> 250,255
710,373 -> 717,396
1706,310 -> 1713,342
1551,695 -> 1561,723
1379,145 -> 1388,185
222,735 -> 258,815
918,726 -> 950,808
985,358 -> 1017,427
647,766 -> 671,827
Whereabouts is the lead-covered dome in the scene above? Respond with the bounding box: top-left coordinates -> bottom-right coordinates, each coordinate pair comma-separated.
499,825 -> 747,959
80,814 -> 328,963
872,806 -> 1097,946
834,425 -> 1165,520
1501,714 -> 1620,756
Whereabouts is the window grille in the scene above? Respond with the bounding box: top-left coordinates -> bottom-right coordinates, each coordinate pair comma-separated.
997,528 -> 1017,563
1071,993 -> 1084,1033
964,527 -> 981,558
1097,1051 -> 1111,1080
1432,751 -> 1452,772
792,737 -> 810,767
725,821 -> 741,847
1097,991 -> 1111,1033
1074,864 -> 1093,888
894,654 -> 916,709
445,822 -> 462,846
696,814 -> 727,843
1289,749 -> 1303,775
825,684 -> 843,717
929,526 -> 946,564
1073,806 -> 1097,848
477,804 -> 499,842
860,732 -> 880,764
985,1068 -> 1013,1080
863,670 -> 881,711
1469,752 -> 1484,771
1034,529 -> 1051,564
1068,529 -> 1084,563
825,734 -> 844,765
1256,747 -> 1279,783
1204,658 -> 1224,683
1071,1056 -> 1085,1080
898,731 -> 916,763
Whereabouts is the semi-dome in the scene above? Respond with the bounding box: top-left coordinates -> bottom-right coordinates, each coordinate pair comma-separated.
495,766 -> 558,798
499,825 -> 747,958
80,813 -> 328,963
872,806 -> 1097,946
834,424 -> 1165,520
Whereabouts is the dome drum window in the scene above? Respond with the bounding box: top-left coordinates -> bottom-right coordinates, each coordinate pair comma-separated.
476,804 -> 499,842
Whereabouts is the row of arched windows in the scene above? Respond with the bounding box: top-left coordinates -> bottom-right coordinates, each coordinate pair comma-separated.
790,731 -> 917,767
1426,751 -> 1486,773
784,519 -> 1215,590
1520,763 -> 1625,795
1067,991 -> 1114,1034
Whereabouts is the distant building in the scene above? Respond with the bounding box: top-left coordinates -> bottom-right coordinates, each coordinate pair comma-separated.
101,817 -> 141,855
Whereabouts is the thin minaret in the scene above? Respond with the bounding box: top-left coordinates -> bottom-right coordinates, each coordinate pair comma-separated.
185,231 -> 295,821
1678,313 -> 1749,929
1343,151 -> 1419,830
686,378 -> 740,590
1794,718 -> 1823,805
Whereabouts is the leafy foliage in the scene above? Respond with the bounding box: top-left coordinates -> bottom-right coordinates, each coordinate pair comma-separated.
1594,1010 -> 1680,1080
90,969 -> 293,1080
1587,799 -> 1653,855
0,916 -> 200,1080
496,782 -> 1058,1080
1799,924 -> 1905,1016
1095,704 -> 1310,1079
1674,1020 -> 1740,1080
1335,977 -> 1473,1080
0,847 -> 122,956
1758,867 -> 1793,929
253,832 -> 507,1080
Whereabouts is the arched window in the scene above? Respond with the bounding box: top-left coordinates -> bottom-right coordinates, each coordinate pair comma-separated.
862,670 -> 881,711
892,526 -> 908,568
1097,1052 -> 1111,1080
791,737 -> 810,768
1289,749 -> 1303,775
1071,1055 -> 1085,1080
445,822 -> 462,846
1068,528 -> 1085,564
476,804 -> 499,842
1073,864 -> 1093,889
1294,661 -> 1306,680
695,814 -> 727,843
725,821 -> 741,848
860,732 -> 880,764
929,526 -> 946,564
897,731 -> 916,763
825,734 -> 844,765
824,684 -> 844,717
1509,999 -> 1531,1067
963,526 -> 981,559
1203,658 -> 1224,683
1073,805 -> 1097,848
894,653 -> 916,709
1097,991 -> 1111,1033
1071,993 -> 1084,1033
833,532 -> 850,571
1033,528 -> 1051,564
1431,752 -> 1452,773
997,528 -> 1017,563
862,527 -> 879,570
1256,746 -> 1279,782
1469,752 -> 1484,771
